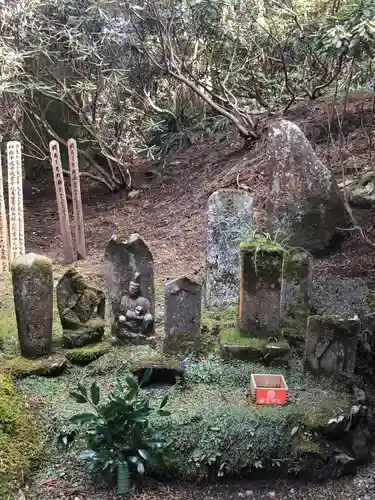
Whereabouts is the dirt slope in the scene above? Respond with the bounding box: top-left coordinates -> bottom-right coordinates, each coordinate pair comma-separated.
23,91 -> 375,283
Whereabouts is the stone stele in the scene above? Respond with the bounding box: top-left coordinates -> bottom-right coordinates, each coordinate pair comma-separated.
305,315 -> 360,378
104,233 -> 155,336
12,253 -> 53,358
164,277 -> 201,354
280,249 -> 312,317
205,189 -> 253,308
267,120 -> 350,255
238,243 -> 283,337
56,267 -> 106,348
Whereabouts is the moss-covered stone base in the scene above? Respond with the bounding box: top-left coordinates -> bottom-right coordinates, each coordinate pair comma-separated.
2,355 -> 68,378
65,343 -> 111,365
0,375 -> 42,498
220,328 -> 290,363
62,326 -> 104,349
163,332 -> 200,355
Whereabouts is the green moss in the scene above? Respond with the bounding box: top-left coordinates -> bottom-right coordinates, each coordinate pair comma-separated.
347,171 -> 374,191
201,305 -> 236,331
0,375 -> 42,498
65,343 -> 111,365
240,237 -> 286,254
281,302 -> 311,344
2,355 -> 67,378
308,315 -> 356,339
282,250 -> 311,281
163,332 -> 200,355
220,328 -> 267,348
62,326 -> 104,348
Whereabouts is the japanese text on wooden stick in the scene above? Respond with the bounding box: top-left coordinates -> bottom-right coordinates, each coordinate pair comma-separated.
49,140 -> 74,263
68,139 -> 86,260
0,152 -> 9,272
7,141 -> 24,262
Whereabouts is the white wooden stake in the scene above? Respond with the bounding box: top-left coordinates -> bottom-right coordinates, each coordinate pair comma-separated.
0,151 -> 9,272
49,140 -> 74,263
68,138 -> 86,260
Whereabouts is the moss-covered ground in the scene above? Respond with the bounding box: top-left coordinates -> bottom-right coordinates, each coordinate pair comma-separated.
0,271 -> 353,495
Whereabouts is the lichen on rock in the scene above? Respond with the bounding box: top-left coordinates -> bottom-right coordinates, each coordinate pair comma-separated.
267,120 -> 350,255
2,355 -> 68,378
0,375 -> 41,498
11,253 -> 53,359
65,343 -> 111,365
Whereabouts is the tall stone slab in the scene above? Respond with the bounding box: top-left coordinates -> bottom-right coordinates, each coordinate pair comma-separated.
104,233 -> 154,334
305,315 -> 360,378
12,253 -> 53,358
164,277 -> 201,354
268,120 -> 350,255
281,249 -> 312,317
238,242 -> 283,337
205,189 -> 253,308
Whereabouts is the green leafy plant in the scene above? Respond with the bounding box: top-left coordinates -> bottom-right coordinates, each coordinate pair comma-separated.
69,370 -> 171,494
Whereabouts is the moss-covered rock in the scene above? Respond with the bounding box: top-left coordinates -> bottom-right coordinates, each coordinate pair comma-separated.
281,302 -> 311,345
2,355 -> 67,378
65,343 -> 111,365
220,328 -> 290,363
163,331 -> 200,355
240,239 -> 284,279
11,253 -> 53,358
62,323 -> 104,348
347,172 -> 375,208
0,375 -> 41,498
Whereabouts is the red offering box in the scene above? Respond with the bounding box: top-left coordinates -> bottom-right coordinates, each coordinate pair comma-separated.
250,374 -> 288,405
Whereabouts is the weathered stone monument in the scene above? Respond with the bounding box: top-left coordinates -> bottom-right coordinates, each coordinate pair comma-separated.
281,249 -> 312,317
164,277 -> 201,354
268,120 -> 350,254
56,268 -> 105,348
68,138 -> 86,260
205,189 -> 253,308
104,233 -> 155,341
238,241 -> 283,337
12,253 -> 53,358
305,315 -> 360,378
50,140 -> 74,263
7,141 -> 25,262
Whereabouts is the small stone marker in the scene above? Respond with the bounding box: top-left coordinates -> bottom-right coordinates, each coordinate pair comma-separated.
205,189 -> 253,308
281,249 -> 312,317
57,268 -> 105,348
164,277 -> 201,354
0,152 -> 9,272
68,139 -> 86,260
7,141 -> 25,262
238,242 -> 283,337
104,233 -> 155,334
50,140 -> 74,263
12,253 -> 53,358
305,315 -> 360,378
268,120 -> 350,254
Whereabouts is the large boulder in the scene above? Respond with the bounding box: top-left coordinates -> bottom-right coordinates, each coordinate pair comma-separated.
268,120 -> 350,255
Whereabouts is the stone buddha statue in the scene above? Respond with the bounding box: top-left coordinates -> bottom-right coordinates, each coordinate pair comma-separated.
57,268 -> 106,348
115,272 -> 154,342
